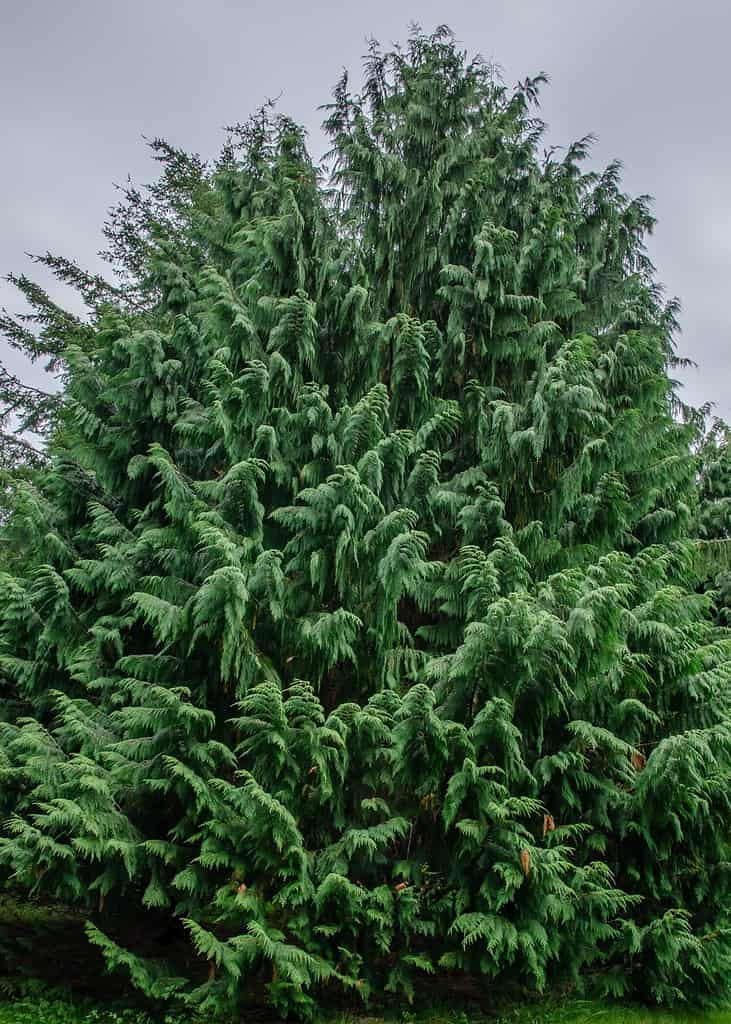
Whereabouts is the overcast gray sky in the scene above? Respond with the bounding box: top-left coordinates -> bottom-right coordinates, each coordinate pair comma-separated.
2,0 -> 729,419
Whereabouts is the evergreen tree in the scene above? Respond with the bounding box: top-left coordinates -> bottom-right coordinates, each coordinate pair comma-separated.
695,417 -> 731,624
1,26 -> 730,1019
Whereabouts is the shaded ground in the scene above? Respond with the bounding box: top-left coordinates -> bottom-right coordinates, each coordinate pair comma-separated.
0,894 -> 128,1000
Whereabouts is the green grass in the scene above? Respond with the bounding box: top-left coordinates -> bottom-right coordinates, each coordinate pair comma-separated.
2,999 -> 731,1024
487,1002 -> 731,1023
0,997 -> 151,1024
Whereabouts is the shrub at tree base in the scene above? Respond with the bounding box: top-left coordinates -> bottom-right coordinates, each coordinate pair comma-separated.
1,26 -> 730,1021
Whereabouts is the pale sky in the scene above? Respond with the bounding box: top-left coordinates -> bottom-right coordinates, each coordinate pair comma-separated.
2,0 -> 729,418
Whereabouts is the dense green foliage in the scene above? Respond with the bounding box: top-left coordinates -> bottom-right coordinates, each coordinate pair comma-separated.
695,419 -> 731,623
2,27 -> 731,1020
